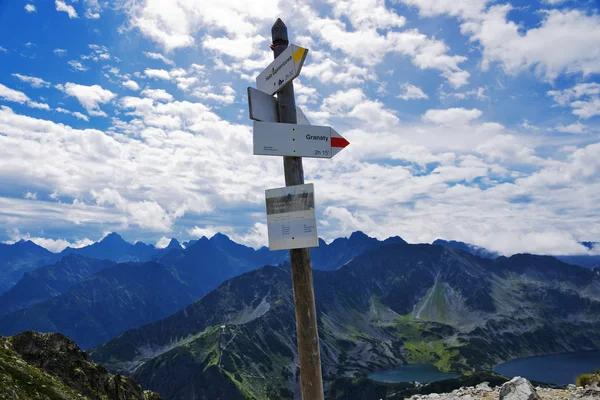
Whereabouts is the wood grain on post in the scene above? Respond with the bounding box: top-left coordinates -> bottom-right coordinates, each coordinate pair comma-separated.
271,18 -> 325,400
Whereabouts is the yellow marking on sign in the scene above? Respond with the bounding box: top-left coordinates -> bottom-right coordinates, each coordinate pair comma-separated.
293,47 -> 307,64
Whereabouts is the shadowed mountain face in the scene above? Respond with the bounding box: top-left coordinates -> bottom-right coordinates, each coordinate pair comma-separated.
91,243 -> 600,400
0,261 -> 196,349
0,240 -> 59,295
0,254 -> 114,316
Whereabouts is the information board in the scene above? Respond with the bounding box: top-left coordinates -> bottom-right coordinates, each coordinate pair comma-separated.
265,183 -> 319,251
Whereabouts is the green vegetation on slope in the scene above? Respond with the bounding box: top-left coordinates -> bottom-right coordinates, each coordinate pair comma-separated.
0,331 -> 160,400
576,370 -> 600,387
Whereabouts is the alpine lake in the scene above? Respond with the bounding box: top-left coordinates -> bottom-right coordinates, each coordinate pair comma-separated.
368,351 -> 600,385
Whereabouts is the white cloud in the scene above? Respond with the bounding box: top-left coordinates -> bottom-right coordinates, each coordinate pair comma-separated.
0,83 -> 30,103
55,107 -> 90,121
54,48 -> 67,57
28,102 -> 51,110
548,83 -> 600,119
72,111 -> 90,121
0,46 -> 7,53
24,192 -> 37,200
121,0 -> 280,52
25,4 -> 36,13
91,188 -> 176,232
188,225 -> 220,238
398,83 -> 428,100
68,60 -> 88,71
6,230 -> 94,252
12,73 -> 51,88
122,80 -> 141,91
144,52 -> 175,66
56,0 -> 78,18
144,69 -> 171,80
57,83 -> 116,117
556,122 -> 587,134
422,108 -> 483,125
85,9 -> 101,19
0,83 -> 50,110
308,16 -> 470,87
141,88 -> 174,102
302,58 -> 376,86
442,87 -> 488,101
155,236 -> 172,248
190,85 -> 236,105
463,7 -> 600,81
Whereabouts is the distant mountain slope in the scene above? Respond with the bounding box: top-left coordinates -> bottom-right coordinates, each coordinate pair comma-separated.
0,254 -> 114,316
0,240 -> 59,295
91,243 -> 600,400
433,238 -> 600,269
0,330 -> 160,399
0,261 -> 195,349
432,239 -> 499,259
60,232 -> 159,263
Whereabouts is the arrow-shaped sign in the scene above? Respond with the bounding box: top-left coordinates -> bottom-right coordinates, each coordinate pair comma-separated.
256,44 -> 308,95
248,87 -> 311,125
253,121 -> 349,159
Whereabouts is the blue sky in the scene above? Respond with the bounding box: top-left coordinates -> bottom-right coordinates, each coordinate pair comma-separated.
0,0 -> 599,255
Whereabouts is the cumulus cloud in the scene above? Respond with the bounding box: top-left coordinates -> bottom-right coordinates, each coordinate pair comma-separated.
141,88 -> 174,102
56,0 -> 78,18
122,80 -> 141,91
25,4 -> 36,12
398,83 -> 428,100
556,122 -> 587,134
404,1 -> 600,82
144,69 -> 171,80
143,52 -> 175,66
548,83 -> 600,119
422,108 -> 483,125
0,83 -> 50,110
56,83 -> 116,117
54,48 -> 67,57
12,73 -> 50,88
68,60 -> 88,71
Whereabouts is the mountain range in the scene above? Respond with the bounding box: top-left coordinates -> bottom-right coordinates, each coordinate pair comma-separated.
89,243 -> 600,399
0,231 -> 404,349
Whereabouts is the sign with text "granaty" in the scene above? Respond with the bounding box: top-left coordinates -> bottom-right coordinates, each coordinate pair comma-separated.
256,44 -> 308,95
265,183 -> 318,251
253,121 -> 350,159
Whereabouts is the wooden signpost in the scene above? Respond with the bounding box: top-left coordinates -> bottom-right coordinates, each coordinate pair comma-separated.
248,18 -> 350,400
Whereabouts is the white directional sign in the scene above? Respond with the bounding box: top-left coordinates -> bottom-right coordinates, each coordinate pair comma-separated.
253,121 -> 349,158
248,87 -> 311,125
266,183 -> 318,251
256,44 -> 308,95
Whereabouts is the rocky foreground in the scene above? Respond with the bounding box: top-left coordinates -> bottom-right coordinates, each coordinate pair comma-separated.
409,377 -> 599,400
0,331 -> 161,400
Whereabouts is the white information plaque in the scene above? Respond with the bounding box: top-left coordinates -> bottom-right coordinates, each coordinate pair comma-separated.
265,183 -> 319,251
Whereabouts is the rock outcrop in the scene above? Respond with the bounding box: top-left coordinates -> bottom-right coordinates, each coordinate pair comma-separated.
499,377 -> 541,400
0,330 -> 160,399
408,377 -> 600,400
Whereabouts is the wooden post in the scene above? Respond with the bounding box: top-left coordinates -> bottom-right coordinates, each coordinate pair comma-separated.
271,18 -> 325,400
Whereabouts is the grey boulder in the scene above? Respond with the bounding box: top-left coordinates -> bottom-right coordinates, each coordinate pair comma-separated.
499,377 -> 541,400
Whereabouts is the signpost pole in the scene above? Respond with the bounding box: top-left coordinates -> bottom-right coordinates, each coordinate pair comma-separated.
271,18 -> 325,400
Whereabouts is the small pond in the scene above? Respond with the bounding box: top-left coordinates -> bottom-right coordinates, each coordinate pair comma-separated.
369,363 -> 461,383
